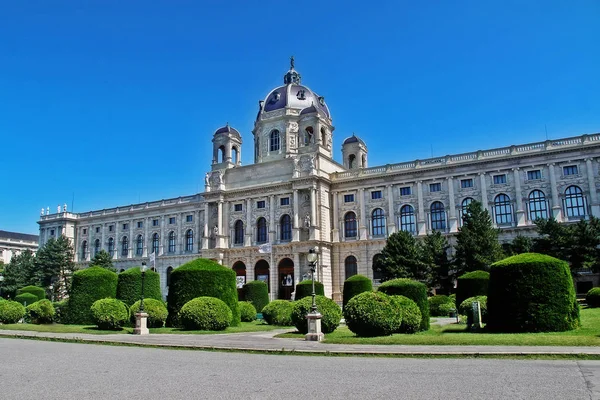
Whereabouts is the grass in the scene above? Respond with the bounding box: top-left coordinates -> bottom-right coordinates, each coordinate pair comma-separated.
276,307 -> 600,346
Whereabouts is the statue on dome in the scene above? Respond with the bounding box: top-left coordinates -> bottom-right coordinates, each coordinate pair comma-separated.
290,55 -> 295,69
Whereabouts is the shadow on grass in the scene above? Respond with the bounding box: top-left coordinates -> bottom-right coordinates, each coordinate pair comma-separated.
81,326 -> 128,333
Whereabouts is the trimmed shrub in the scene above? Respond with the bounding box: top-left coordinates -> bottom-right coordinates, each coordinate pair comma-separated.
239,302 -> 257,322
91,298 -> 129,330
262,300 -> 294,326
487,253 -> 579,332
458,296 -> 488,327
586,288 -> 600,308
456,270 -> 490,309
26,299 -> 55,324
291,295 -> 342,334
17,286 -> 46,301
116,267 -> 162,306
167,258 -> 240,327
344,291 -> 402,337
14,293 -> 38,307
378,278 -> 430,331
52,300 -> 68,324
0,300 -> 26,324
67,267 -> 118,324
391,295 -> 422,334
342,274 -> 373,309
294,280 -> 324,300
178,297 -> 232,331
428,295 -> 455,317
129,299 -> 168,328
243,280 -> 269,313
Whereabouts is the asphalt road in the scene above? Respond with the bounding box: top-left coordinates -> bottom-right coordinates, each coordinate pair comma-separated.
1,339 -> 599,400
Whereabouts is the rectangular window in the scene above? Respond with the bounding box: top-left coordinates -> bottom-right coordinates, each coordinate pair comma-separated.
493,174 -> 506,184
280,197 -> 290,206
234,204 -> 243,212
109,225 -> 114,232
563,165 -> 578,176
527,170 -> 542,180
50,229 -> 55,236
344,194 -> 355,203
400,186 -> 411,196
137,221 -> 143,228
430,183 -> 441,192
83,228 -> 87,235
122,223 -> 129,230
371,190 -> 382,200
186,215 -> 193,222
152,219 -> 159,226
169,217 -> 176,225
257,200 -> 266,209
96,227 -> 100,233
460,179 -> 473,189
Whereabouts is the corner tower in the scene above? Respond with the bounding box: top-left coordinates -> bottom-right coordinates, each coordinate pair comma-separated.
342,134 -> 368,169
211,124 -> 242,170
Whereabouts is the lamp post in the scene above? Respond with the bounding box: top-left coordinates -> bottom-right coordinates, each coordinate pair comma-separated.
133,262 -> 149,335
305,248 -> 324,341
140,261 -> 147,313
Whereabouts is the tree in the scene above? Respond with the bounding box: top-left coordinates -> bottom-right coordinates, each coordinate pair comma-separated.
509,235 -> 533,255
453,201 -> 504,278
0,250 -> 39,299
374,231 -> 428,283
90,250 -> 116,272
421,231 -> 451,291
35,236 -> 77,301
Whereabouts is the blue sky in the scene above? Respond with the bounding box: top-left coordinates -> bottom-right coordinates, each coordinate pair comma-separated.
1,1 -> 599,234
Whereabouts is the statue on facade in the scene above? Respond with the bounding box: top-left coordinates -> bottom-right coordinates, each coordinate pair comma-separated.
304,213 -> 311,228
57,205 -> 61,214
46,207 -> 50,215
63,203 -> 67,212
213,225 -> 219,237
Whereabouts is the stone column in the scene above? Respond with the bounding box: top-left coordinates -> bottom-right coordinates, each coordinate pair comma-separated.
202,203 -> 209,249
101,224 -> 105,256
129,221 -> 133,258
416,181 -> 427,236
245,198 -> 252,246
513,168 -> 526,226
548,163 -> 562,221
223,202 -> 229,248
310,187 -> 317,240
386,185 -> 396,235
358,188 -> 367,240
143,218 -> 149,256
269,195 -> 276,243
292,189 -> 299,242
479,172 -> 491,215
586,158 -> 600,217
196,209 -> 201,252
447,177 -> 458,233
216,201 -> 223,248
332,191 -> 340,242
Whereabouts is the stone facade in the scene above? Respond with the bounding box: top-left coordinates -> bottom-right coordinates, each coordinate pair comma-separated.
0,230 -> 39,264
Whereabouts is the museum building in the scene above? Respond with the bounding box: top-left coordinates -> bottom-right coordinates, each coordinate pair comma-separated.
37,60 -> 600,301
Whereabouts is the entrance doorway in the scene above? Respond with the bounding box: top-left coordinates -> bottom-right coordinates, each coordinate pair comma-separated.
278,258 -> 294,300
254,260 -> 270,293
232,261 -> 246,300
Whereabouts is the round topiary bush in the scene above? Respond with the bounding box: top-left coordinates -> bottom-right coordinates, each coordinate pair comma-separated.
291,295 -> 342,334
294,280 -> 324,300
26,299 -> 55,324
129,299 -> 168,328
428,295 -> 456,317
391,295 -> 422,334
14,292 -> 39,307
456,270 -> 490,309
378,278 -> 429,331
167,258 -> 240,327
67,266 -> 118,325
458,296 -> 488,327
261,300 -> 294,326
178,297 -> 232,331
487,253 -> 579,332
116,267 -> 162,306
242,280 -> 269,313
17,286 -> 46,301
52,300 -> 69,324
0,300 -> 26,324
344,292 -> 402,337
91,298 -> 128,330
586,288 -> 600,308
342,274 -> 373,309
239,301 -> 257,322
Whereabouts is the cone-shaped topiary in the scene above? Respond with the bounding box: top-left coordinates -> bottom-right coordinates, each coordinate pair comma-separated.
116,267 -> 162,306
294,280 -> 324,300
179,297 -> 232,331
167,258 -> 239,327
17,286 -> 46,301
291,295 -> 342,334
487,253 -> 579,332
239,301 -> 257,322
456,270 -> 489,309
344,292 -> 402,337
129,299 -> 168,328
14,293 -> 38,307
242,280 -> 269,313
0,300 -> 26,324
67,266 -> 118,324
586,288 -> 600,308
91,298 -> 129,330
261,300 -> 294,326
342,274 -> 373,309
26,299 -> 55,324
378,278 -> 430,331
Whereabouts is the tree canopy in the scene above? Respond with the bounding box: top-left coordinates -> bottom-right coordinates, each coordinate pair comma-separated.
90,250 -> 115,272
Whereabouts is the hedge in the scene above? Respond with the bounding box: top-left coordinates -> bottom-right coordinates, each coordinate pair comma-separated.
262,300 -> 294,326
0,300 -> 26,324
116,267 -> 162,306
17,286 -> 46,301
342,274 -> 373,309
14,293 -> 39,307
487,253 -> 579,332
91,298 -> 129,330
67,267 -> 118,324
586,288 -> 600,308
456,270 -> 490,309
294,280 -> 324,300
242,280 -> 269,313
378,278 -> 429,331
178,297 -> 232,331
239,301 -> 257,322
26,299 -> 55,324
52,300 -> 69,324
428,295 -> 455,317
167,258 -> 239,327
291,295 -> 342,334
129,299 -> 168,328
343,292 -> 402,337
391,295 -> 422,334
458,296 -> 488,327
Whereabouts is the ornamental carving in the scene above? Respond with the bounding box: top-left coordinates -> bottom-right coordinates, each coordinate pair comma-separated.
299,154 -> 315,171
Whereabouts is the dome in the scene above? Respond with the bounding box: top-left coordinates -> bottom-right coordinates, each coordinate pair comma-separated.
343,134 -> 366,146
214,124 -> 241,140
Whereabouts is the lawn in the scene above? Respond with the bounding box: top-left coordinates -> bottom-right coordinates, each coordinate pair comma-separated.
276,307 -> 600,346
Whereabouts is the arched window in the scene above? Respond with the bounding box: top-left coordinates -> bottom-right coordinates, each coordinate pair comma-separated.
107,237 -> 114,255
136,235 -> 143,256
400,205 -> 415,233
81,240 -> 87,260
361,155 -> 366,168
494,194 -> 513,225
232,146 -> 238,164
460,197 -> 475,225
371,208 -> 385,236
373,254 -> 384,283
430,202 -> 446,231
564,185 -> 586,217
528,190 -> 548,220
185,230 -> 193,252
121,236 -> 128,257
320,127 -> 326,145
168,231 -> 176,253
166,266 -> 173,286
304,126 -> 313,145
280,214 -> 292,241
270,130 -> 280,152
345,256 -> 358,279
344,212 -> 357,238
255,137 -> 260,160
94,239 -> 101,256
348,154 -> 356,169
234,220 -> 244,245
152,233 -> 159,254
256,217 -> 267,243
218,145 -> 225,163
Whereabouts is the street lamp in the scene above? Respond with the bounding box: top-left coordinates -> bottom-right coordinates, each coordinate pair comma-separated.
133,262 -> 149,335
305,248 -> 324,341
307,249 -> 318,313
140,261 -> 147,313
